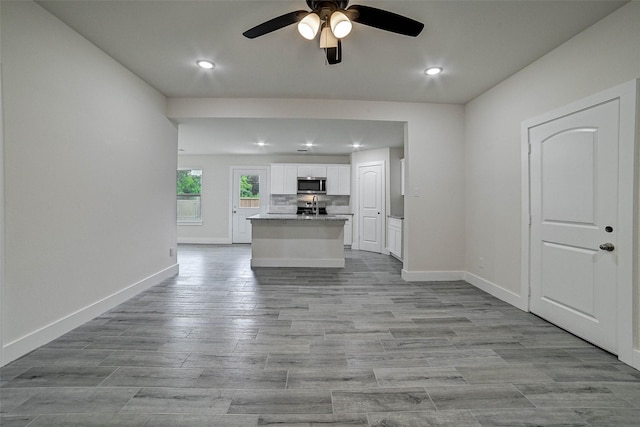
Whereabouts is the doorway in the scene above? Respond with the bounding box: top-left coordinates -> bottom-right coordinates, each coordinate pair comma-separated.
522,80 -> 637,365
231,167 -> 267,244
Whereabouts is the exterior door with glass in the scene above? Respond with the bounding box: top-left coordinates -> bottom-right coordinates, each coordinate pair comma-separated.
232,167 -> 267,243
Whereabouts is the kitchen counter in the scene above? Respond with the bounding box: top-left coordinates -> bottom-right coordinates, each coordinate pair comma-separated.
247,214 -> 346,268
252,213 -> 348,221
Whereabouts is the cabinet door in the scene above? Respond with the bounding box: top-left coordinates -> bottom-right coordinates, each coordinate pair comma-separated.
312,165 -> 327,177
283,165 -> 298,194
326,165 -> 351,195
388,218 -> 403,259
326,166 -> 340,195
388,223 -> 397,255
297,165 -> 312,178
338,165 -> 351,195
270,164 -> 284,194
299,164 -> 327,178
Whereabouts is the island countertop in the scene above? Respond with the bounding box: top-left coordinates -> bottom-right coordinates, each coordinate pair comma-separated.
248,214 -> 347,222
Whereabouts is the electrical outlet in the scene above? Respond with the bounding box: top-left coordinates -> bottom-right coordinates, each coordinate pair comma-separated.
479,257 -> 485,269
169,247 -> 175,257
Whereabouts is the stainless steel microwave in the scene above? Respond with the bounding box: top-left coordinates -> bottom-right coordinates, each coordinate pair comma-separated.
297,177 -> 327,194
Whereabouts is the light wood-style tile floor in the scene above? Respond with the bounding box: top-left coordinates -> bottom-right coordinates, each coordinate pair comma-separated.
2,245 -> 640,426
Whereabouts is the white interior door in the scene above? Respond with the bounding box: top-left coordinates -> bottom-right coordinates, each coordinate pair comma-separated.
529,99 -> 619,353
232,167 -> 267,244
358,162 -> 383,253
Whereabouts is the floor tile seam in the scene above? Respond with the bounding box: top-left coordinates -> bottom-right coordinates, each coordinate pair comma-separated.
509,381 -> 632,409
93,365 -> 125,388
420,387 -> 439,412
22,415 -> 41,427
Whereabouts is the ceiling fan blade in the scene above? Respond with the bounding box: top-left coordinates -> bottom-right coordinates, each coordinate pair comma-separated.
347,5 -> 424,37
243,10 -> 308,39
325,40 -> 342,65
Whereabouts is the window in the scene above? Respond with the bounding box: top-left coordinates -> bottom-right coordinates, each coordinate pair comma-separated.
177,169 -> 202,224
239,174 -> 260,208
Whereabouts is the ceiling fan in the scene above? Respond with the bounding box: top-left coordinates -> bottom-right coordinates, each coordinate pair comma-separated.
243,1 -> 424,65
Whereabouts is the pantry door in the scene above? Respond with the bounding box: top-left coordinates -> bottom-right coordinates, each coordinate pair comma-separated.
232,167 -> 267,244
357,162 -> 384,253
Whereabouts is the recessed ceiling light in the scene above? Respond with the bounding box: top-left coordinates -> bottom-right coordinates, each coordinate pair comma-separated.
196,60 -> 215,69
352,143 -> 362,148
305,142 -> 314,147
257,142 -> 265,147
425,67 -> 443,76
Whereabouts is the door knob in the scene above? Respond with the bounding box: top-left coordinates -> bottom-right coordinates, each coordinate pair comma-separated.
599,243 -> 615,252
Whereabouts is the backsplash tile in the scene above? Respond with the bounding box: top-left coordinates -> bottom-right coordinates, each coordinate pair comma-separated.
269,195 -> 351,214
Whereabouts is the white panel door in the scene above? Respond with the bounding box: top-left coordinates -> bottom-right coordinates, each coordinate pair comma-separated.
232,168 -> 267,244
529,99 -> 619,353
358,163 -> 383,253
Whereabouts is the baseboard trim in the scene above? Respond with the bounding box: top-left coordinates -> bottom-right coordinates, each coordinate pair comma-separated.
632,349 -> 640,371
177,237 -> 232,244
1,264 -> 179,366
401,270 -> 465,281
464,271 -> 527,311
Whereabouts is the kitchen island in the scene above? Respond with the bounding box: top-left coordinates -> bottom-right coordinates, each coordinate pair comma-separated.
247,214 -> 347,268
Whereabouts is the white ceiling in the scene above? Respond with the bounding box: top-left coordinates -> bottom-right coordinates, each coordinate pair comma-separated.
37,0 -> 627,155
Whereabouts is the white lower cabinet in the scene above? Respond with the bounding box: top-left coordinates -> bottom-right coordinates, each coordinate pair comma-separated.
341,215 -> 353,246
388,217 -> 403,259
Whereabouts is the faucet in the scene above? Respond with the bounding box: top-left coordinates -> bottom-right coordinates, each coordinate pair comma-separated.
312,195 -> 319,216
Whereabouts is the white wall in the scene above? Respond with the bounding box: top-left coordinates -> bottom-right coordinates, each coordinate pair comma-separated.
464,2 -> 640,347
178,154 -> 349,243
0,0 -> 5,366
1,2 -> 178,364
168,99 -> 466,278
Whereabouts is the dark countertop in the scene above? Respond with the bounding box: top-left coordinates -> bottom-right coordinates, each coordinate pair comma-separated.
248,214 -> 347,222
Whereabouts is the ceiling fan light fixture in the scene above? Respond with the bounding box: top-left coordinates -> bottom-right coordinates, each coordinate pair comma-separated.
319,24 -> 338,48
330,11 -> 352,39
425,67 -> 443,76
196,59 -> 215,69
298,12 -> 320,40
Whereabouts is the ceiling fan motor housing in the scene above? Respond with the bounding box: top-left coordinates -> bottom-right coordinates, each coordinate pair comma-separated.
307,1 -> 349,11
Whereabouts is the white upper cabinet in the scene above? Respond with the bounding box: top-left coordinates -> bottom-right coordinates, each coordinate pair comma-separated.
270,164 -> 298,194
272,163 -> 349,195
326,165 -> 351,195
297,164 -> 327,178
